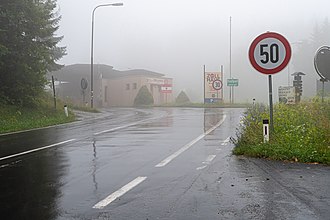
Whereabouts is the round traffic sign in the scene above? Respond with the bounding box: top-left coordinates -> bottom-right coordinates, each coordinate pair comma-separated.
314,46 -> 330,81
249,32 -> 291,74
212,80 -> 223,90
81,78 -> 88,90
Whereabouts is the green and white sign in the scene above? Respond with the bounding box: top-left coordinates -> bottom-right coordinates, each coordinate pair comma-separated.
227,78 -> 239,86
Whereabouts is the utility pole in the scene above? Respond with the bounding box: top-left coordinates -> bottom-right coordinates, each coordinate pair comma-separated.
229,16 -> 232,104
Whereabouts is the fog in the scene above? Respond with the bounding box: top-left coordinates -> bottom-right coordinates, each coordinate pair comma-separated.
56,0 -> 330,103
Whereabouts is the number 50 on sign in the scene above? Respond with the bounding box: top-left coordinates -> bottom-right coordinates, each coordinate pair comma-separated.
249,32 -> 291,75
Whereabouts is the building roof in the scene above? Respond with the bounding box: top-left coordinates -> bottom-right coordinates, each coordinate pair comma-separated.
48,64 -> 165,80
114,69 -> 165,78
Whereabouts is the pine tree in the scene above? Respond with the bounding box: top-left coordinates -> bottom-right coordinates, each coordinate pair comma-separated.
0,0 -> 66,106
293,18 -> 330,75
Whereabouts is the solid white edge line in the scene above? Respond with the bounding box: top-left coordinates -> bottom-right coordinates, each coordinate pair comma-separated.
0,139 -> 76,161
155,115 -> 226,168
93,176 -> 147,209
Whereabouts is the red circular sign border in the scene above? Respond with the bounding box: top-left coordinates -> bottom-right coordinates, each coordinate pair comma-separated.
249,32 -> 291,75
212,79 -> 223,90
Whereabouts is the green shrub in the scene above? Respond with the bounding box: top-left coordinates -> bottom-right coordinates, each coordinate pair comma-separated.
175,91 -> 191,104
134,85 -> 154,106
233,101 -> 330,164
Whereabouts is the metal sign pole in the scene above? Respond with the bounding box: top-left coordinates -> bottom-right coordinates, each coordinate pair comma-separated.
249,32 -> 292,136
268,75 -> 274,132
229,17 -> 232,104
322,79 -> 325,103
51,75 -> 56,111
203,65 -> 206,104
221,65 -> 224,102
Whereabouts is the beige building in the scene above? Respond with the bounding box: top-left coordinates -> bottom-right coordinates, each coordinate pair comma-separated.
49,64 -> 173,107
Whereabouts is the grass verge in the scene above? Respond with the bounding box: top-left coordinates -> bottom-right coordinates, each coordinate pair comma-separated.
0,95 -> 76,134
232,100 -> 330,165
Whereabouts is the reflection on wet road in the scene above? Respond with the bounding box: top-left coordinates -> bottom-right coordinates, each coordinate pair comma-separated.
0,108 -> 329,220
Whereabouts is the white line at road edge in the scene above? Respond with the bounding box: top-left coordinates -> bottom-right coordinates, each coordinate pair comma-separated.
0,139 -> 76,161
155,115 -> 227,168
93,176 -> 147,209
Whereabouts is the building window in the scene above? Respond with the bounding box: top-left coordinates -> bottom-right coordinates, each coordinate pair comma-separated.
133,83 -> 137,90
126,83 -> 130,90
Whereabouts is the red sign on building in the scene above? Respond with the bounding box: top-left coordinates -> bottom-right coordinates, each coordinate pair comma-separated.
161,84 -> 172,93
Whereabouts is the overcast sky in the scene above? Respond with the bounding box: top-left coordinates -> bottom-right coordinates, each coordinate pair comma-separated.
56,0 -> 329,103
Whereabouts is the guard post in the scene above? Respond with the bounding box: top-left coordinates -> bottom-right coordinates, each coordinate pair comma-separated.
263,119 -> 269,143
64,105 -> 69,117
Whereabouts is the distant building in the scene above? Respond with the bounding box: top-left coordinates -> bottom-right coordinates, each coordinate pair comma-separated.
48,64 -> 173,107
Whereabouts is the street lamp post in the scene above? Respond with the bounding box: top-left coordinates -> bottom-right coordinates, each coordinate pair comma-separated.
90,3 -> 123,108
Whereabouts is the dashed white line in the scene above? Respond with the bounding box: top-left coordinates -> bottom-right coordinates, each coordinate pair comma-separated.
204,155 -> 217,164
155,115 -> 226,168
93,176 -> 147,209
221,136 -> 231,145
155,133 -> 205,167
196,165 -> 207,170
197,154 -> 217,170
0,139 -> 76,161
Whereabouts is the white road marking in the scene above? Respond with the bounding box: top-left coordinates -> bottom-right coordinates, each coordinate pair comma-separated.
0,164 -> 10,168
221,136 -> 231,145
196,165 -> 207,170
94,123 -> 135,135
155,133 -> 204,167
93,176 -> 147,209
203,155 -> 216,164
0,139 -> 76,161
93,116 -> 167,135
197,155 -> 217,170
155,115 -> 226,168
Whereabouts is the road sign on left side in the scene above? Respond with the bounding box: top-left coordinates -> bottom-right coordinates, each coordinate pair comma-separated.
81,78 -> 88,90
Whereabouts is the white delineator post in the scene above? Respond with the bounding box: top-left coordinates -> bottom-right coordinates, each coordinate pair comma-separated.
263,119 -> 269,143
64,105 -> 69,117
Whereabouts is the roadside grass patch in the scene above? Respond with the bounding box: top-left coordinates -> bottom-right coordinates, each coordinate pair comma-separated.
232,101 -> 330,165
0,95 -> 75,134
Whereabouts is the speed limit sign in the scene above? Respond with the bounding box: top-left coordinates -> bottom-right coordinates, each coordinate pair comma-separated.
212,79 -> 222,90
249,32 -> 291,74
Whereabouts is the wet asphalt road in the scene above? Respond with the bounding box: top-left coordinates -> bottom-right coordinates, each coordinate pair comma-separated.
0,108 -> 329,220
